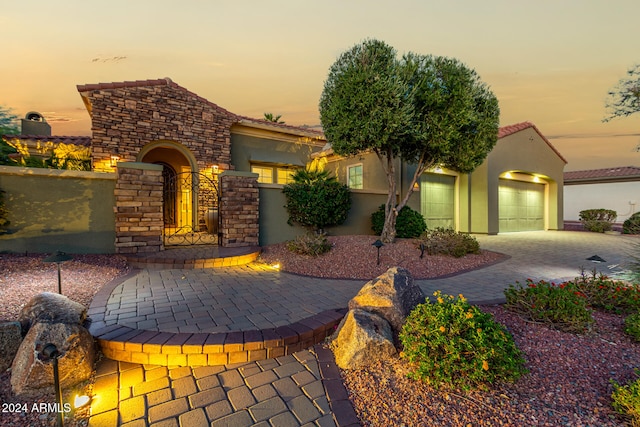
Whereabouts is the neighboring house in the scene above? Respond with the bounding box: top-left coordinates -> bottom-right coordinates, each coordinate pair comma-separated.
313,121 -> 566,235
1,78 -> 567,253
564,166 -> 640,224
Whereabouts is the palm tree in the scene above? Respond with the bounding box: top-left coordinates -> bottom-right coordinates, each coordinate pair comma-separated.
263,112 -> 285,124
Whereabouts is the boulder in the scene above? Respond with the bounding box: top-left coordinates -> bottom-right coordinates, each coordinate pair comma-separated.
0,322 -> 22,372
330,309 -> 396,370
11,322 -> 95,395
348,267 -> 426,335
19,292 -> 87,333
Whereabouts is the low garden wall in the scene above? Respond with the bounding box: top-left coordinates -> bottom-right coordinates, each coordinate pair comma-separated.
0,166 -> 116,254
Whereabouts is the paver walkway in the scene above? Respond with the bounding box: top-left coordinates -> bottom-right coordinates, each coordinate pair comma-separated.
87,231 -> 639,426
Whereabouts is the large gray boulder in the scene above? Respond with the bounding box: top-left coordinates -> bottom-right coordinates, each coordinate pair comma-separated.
348,267 -> 426,335
11,322 -> 95,395
330,309 -> 397,370
18,292 -> 87,332
0,322 -> 22,372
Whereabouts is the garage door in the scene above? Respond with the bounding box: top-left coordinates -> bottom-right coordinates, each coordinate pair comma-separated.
421,173 -> 455,229
499,179 -> 544,232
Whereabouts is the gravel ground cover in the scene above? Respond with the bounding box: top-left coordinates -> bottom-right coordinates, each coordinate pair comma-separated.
259,234 -> 507,280
0,253 -> 129,427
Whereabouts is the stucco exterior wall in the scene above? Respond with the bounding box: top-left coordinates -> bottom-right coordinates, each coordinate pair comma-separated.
475,127 -> 565,234
0,166 -> 116,253
564,181 -> 639,222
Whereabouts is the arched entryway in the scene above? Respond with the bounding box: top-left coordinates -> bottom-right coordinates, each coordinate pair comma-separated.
138,141 -> 220,246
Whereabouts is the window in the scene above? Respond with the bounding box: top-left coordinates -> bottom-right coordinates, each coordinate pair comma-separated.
276,168 -> 296,185
251,166 -> 274,184
347,164 -> 363,189
251,165 -> 299,184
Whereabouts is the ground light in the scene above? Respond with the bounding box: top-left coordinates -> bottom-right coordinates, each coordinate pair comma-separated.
43,251 -> 73,294
372,239 -> 384,265
74,394 -> 90,409
41,343 -> 64,427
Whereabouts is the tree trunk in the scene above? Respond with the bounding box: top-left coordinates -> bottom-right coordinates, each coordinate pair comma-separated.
380,207 -> 397,243
378,148 -> 398,243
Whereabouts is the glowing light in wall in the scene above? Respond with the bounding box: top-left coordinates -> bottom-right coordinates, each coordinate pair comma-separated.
504,172 -> 513,179
533,176 -> 540,183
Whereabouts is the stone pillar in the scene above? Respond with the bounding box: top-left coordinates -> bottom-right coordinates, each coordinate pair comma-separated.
114,162 -> 164,254
219,171 -> 259,247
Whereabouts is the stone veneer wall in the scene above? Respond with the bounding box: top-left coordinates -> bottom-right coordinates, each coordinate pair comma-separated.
77,78 -> 237,173
219,171 -> 259,247
114,163 -> 163,254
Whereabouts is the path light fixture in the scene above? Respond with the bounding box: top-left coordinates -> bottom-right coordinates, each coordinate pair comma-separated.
43,251 -> 73,294
41,343 -> 64,427
372,239 -> 384,265
419,243 -> 426,259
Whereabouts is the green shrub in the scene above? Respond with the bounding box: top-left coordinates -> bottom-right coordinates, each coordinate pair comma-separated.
579,208 -> 617,233
286,232 -> 332,256
611,372 -> 640,427
504,279 -> 594,333
572,270 -> 640,314
371,205 -> 427,238
399,291 -> 526,391
417,228 -> 480,258
625,313 -> 640,342
283,169 -> 351,232
624,212 -> 640,235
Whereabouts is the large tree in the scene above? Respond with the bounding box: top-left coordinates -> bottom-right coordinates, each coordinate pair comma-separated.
319,39 -> 499,242
604,64 -> 640,123
0,106 -> 19,165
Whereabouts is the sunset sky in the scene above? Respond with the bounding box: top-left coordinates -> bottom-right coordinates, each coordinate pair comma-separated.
2,0 -> 639,171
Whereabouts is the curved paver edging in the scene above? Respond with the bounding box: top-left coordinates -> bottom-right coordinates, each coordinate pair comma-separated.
89,308 -> 346,366
125,250 -> 261,269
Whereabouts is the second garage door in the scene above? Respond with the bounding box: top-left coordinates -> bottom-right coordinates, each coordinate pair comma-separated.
498,179 -> 545,232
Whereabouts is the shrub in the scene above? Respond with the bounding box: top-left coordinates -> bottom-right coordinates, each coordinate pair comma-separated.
286,232 -> 332,256
283,169 -> 351,232
417,228 -> 480,258
611,372 -> 640,427
572,269 -> 640,314
624,212 -> 640,235
371,205 -> 426,238
400,291 -> 526,391
579,208 -> 617,233
625,313 -> 640,342
504,279 -> 594,333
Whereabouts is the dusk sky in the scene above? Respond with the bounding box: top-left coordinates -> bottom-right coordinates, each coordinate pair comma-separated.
2,0 -> 639,171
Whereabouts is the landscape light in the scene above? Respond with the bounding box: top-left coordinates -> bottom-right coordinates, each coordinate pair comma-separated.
372,239 -> 384,265
43,251 -> 73,294
41,343 -> 64,427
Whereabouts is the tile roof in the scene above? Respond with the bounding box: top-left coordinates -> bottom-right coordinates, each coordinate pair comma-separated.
564,166 -> 640,182
499,121 -> 567,163
2,135 -> 91,147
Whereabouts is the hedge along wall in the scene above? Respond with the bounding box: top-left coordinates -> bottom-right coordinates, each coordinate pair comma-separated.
0,165 -> 116,253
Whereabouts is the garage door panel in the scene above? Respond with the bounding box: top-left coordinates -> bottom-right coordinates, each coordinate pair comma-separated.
499,179 -> 544,232
421,174 -> 455,230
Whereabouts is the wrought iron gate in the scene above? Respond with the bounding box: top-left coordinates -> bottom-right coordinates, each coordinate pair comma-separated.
162,171 -> 220,246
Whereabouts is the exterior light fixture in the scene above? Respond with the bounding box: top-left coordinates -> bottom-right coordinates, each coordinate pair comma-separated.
372,239 -> 384,265
504,172 -> 513,179
43,251 -> 73,294
74,394 -> 91,409
109,149 -> 120,168
41,343 -> 64,427
271,263 -> 280,270
419,243 -> 426,259
211,165 -> 220,174
434,166 -> 443,173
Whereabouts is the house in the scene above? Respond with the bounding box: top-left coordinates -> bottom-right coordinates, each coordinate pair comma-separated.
313,121 -> 566,236
564,166 -> 640,226
0,78 -> 566,254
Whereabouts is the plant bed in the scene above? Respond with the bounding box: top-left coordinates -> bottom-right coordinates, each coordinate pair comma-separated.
259,235 -> 506,280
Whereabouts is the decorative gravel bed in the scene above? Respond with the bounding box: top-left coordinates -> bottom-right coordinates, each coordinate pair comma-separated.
0,253 -> 129,427
259,234 -> 507,280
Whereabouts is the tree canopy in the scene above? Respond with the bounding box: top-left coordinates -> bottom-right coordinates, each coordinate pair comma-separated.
319,39 -> 499,242
604,64 -> 640,123
0,106 -> 19,165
